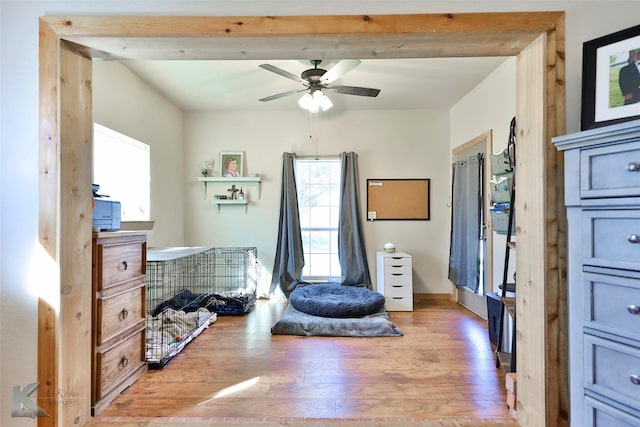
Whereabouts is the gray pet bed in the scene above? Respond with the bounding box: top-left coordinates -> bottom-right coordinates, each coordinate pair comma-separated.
271,303 -> 403,337
289,284 -> 385,318
272,284 -> 402,337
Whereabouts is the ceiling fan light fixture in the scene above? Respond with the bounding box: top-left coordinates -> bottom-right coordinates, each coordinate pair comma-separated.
298,90 -> 333,113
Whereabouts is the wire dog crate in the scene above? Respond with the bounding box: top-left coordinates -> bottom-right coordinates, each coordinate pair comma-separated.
145,246 -> 258,368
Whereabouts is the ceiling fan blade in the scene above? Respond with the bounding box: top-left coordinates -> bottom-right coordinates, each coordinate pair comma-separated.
259,64 -> 304,83
259,88 -> 306,102
320,59 -> 361,84
327,85 -> 381,97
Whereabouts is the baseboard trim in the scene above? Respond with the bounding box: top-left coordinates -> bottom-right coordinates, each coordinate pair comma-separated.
413,293 -> 453,303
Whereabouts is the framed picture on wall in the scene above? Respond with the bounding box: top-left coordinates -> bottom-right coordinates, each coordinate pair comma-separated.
581,24 -> 640,130
220,151 -> 244,177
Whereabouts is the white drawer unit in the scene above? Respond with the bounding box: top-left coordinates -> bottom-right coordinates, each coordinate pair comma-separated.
376,251 -> 413,311
554,120 -> 640,427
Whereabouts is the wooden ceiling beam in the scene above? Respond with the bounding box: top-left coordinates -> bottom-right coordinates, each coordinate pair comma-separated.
46,13 -> 562,61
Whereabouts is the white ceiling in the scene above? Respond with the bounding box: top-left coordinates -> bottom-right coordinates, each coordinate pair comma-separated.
121,57 -> 508,112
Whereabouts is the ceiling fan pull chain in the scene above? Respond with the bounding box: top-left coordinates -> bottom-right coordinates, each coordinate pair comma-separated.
314,113 -> 319,157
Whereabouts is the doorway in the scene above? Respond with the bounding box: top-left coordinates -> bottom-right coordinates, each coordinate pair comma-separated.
451,131 -> 492,318
39,12 -> 566,426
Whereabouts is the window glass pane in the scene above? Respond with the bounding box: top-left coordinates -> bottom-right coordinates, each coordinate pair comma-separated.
329,206 -> 340,229
302,253 -> 311,277
309,207 -> 332,228
299,205 -> 311,228
93,123 -> 150,221
330,230 -> 339,253
330,253 -> 341,277
308,230 -> 331,254
295,158 -> 341,281
309,254 -> 331,276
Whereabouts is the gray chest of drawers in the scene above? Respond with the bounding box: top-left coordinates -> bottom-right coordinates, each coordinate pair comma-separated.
554,120 -> 640,427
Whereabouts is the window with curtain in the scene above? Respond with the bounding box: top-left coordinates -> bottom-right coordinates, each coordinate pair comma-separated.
294,158 -> 342,282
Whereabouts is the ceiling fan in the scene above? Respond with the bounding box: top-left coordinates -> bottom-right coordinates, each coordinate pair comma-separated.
258,59 -> 381,110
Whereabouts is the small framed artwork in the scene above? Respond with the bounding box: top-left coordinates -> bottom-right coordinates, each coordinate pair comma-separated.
581,24 -> 640,130
220,151 -> 244,177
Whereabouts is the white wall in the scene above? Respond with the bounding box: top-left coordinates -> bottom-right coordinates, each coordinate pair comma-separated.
450,57 -> 517,294
184,109 -> 451,296
4,2 -> 640,426
93,62 -> 185,248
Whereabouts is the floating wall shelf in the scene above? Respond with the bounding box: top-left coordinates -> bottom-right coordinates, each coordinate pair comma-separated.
211,199 -> 248,213
197,176 -> 262,200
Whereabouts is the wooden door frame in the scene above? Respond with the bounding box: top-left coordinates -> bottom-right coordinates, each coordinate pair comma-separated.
39,13 -> 566,426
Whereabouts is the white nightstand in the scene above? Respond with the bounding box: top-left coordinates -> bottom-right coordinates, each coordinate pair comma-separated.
376,251 -> 413,311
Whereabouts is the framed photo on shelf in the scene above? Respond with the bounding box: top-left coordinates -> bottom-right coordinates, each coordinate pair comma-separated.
220,151 -> 244,177
581,24 -> 640,130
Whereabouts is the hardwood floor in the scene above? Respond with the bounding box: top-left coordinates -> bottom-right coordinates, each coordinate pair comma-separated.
88,295 -> 517,427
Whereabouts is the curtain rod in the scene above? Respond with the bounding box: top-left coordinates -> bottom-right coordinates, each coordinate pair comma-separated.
292,153 -> 340,160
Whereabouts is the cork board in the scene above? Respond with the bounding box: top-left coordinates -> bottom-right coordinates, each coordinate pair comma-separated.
366,179 -> 430,220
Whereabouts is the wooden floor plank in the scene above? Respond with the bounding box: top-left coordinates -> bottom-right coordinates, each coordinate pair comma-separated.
88,298 -> 517,426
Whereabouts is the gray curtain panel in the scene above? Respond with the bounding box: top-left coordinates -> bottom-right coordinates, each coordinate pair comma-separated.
448,154 -> 483,292
270,153 -> 306,297
338,152 -> 372,288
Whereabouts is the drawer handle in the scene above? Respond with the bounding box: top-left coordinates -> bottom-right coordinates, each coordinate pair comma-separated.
118,260 -> 128,270
120,356 -> 129,369
628,305 -> 640,315
627,162 -> 640,172
120,308 -> 129,320
631,375 -> 640,385
628,234 -> 640,244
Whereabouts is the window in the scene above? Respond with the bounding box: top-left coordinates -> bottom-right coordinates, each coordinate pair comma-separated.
295,158 -> 341,282
93,123 -> 151,220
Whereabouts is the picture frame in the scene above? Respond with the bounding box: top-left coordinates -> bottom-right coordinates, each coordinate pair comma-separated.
581,24 -> 640,130
220,151 -> 244,177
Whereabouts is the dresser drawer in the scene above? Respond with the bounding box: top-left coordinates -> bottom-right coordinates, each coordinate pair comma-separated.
96,328 -> 146,401
585,335 -> 640,410
383,264 -> 411,276
383,270 -> 411,284
585,396 -> 640,427
98,242 -> 145,290
582,210 -> 640,271
96,282 -> 146,345
384,255 -> 411,268
384,296 -> 413,311
584,272 -> 640,342
581,140 -> 640,199
382,280 -> 412,298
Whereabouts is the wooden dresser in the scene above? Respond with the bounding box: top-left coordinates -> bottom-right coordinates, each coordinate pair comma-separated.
376,251 -> 413,311
554,120 -> 640,426
92,231 -> 148,415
